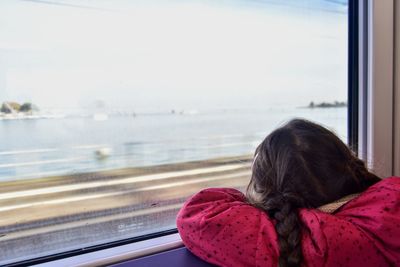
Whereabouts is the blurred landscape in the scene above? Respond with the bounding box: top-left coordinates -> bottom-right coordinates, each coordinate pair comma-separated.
0,155 -> 251,265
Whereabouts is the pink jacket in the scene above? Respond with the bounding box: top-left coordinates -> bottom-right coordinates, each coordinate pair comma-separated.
177,177 -> 400,266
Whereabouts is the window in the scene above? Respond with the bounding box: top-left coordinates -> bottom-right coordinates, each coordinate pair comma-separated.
0,0 -> 348,265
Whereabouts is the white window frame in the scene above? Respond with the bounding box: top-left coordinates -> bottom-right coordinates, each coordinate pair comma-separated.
359,0 -> 396,178
33,233 -> 183,267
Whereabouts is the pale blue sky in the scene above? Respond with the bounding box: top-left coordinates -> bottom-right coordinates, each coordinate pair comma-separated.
0,0 -> 347,111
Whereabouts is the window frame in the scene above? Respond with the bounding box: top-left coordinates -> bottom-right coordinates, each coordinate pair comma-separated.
348,0 -> 359,151
358,0 -> 395,178
33,233 -> 183,267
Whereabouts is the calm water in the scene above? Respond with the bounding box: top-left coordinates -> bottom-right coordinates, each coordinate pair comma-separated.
0,107 -> 346,181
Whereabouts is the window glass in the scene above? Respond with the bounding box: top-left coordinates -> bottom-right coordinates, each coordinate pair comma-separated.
0,0 -> 348,264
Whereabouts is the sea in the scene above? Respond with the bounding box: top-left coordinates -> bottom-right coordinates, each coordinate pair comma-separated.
0,107 -> 346,181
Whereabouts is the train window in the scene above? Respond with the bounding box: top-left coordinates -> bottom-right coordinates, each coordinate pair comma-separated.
0,0 -> 348,265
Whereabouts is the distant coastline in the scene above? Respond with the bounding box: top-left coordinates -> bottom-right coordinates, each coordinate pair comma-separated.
0,101 -> 348,121
0,101 -> 42,120
305,101 -> 347,109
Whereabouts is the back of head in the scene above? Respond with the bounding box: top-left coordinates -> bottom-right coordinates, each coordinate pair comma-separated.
246,119 -> 380,267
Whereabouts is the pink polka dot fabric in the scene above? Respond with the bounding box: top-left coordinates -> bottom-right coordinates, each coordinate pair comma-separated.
177,177 -> 400,267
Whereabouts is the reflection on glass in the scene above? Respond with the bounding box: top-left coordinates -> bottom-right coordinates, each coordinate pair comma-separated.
0,0 -> 348,264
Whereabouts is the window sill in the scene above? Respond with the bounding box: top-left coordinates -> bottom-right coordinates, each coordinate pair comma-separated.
33,233 -> 183,267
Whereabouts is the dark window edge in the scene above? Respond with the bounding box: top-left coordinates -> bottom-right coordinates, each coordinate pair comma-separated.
348,0 -> 359,152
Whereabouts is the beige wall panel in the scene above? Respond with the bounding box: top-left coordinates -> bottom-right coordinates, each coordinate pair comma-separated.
394,0 -> 400,176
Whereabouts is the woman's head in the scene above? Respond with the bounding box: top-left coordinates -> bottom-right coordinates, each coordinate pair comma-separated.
246,119 -> 380,267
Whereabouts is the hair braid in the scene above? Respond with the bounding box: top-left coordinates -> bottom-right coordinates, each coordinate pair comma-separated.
262,193 -> 304,267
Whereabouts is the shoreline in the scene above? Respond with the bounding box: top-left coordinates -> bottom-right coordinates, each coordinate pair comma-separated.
0,154 -> 252,223
0,154 -> 253,193
0,154 -> 252,258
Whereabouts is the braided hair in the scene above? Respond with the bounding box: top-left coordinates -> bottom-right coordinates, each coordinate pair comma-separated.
246,119 -> 380,267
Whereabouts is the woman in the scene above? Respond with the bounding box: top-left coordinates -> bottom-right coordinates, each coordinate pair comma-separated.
177,119 -> 400,267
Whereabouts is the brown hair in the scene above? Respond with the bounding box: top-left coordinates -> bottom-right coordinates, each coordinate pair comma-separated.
246,119 -> 380,267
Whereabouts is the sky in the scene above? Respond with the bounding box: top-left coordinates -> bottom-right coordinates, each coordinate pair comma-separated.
0,0 -> 348,111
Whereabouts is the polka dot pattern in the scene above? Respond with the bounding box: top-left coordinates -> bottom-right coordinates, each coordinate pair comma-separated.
177,177 -> 400,267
